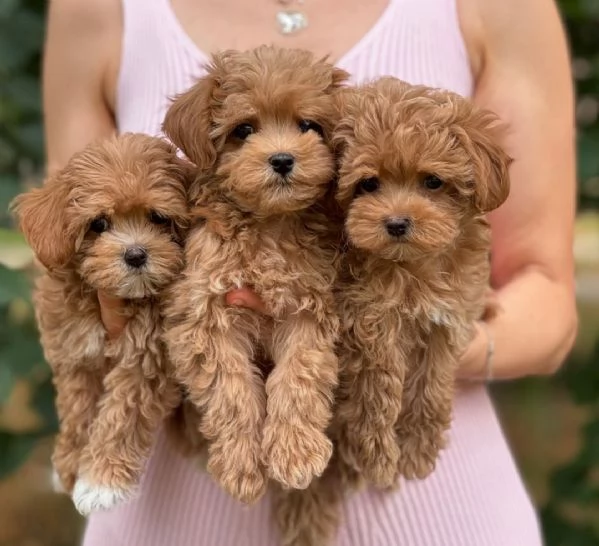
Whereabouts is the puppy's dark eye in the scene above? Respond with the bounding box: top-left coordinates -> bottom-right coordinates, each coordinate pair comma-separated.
149,210 -> 171,225
298,120 -> 324,138
355,177 -> 380,195
231,123 -> 255,140
89,216 -> 110,234
423,175 -> 444,190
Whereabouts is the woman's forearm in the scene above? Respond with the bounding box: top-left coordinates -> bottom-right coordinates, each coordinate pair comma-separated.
459,268 -> 578,381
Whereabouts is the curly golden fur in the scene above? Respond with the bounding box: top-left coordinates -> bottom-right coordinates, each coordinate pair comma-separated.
275,77 -> 511,546
161,46 -> 347,504
11,133 -> 191,514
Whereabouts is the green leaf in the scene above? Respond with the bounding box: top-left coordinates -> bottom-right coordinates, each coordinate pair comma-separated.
0,74 -> 41,113
0,228 -> 33,269
0,263 -> 30,304
581,419 -> 599,462
31,377 -> 58,433
0,318 -> 45,378
579,132 -> 599,180
0,0 -> 20,18
550,459 -> 590,500
15,121 -> 44,161
581,0 -> 599,18
0,364 -> 14,403
0,430 -> 41,478
0,133 -> 17,170
541,504 -> 599,546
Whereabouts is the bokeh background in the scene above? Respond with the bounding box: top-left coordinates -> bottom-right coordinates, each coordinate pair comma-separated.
1,1 -> 598,545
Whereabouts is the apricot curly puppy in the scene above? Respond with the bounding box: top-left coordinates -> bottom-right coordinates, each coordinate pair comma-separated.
334,77 -> 511,485
161,46 -> 346,504
276,77 -> 511,546
12,134 -> 191,514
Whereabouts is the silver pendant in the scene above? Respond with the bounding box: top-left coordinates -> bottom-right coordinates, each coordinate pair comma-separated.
276,10 -> 308,35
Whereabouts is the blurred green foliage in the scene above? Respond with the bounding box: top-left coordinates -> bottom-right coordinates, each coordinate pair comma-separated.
0,0 -> 56,478
0,0 -> 598,543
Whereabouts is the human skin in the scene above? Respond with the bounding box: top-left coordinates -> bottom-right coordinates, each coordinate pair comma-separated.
43,0 -> 577,380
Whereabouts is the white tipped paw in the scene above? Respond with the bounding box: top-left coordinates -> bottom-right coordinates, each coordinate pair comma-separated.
72,478 -> 131,515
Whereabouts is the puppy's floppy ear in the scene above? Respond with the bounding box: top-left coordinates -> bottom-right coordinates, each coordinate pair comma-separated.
10,171 -> 79,270
331,87 -> 360,153
461,110 -> 512,213
163,50 -> 237,169
163,74 -> 218,169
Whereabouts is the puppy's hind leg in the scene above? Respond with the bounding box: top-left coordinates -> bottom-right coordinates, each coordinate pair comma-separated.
273,464 -> 344,546
335,340 -> 405,489
396,327 -> 456,480
73,352 -> 181,515
52,367 -> 104,494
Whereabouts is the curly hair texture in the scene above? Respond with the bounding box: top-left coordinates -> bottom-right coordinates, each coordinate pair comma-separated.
276,77 -> 511,546
161,46 -> 348,505
11,133 -> 192,515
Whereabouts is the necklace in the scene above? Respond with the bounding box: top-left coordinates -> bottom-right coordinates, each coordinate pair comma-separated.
276,0 -> 308,35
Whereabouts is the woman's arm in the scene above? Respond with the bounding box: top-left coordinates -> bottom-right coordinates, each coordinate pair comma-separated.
44,0 -> 121,172
457,0 -> 578,380
45,0 -> 127,337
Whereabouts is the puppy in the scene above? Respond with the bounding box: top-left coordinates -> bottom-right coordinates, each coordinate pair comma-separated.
275,77 -> 511,546
161,46 -> 347,503
12,134 -> 191,514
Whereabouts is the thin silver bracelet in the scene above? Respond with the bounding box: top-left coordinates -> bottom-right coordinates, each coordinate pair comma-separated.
478,321 -> 495,382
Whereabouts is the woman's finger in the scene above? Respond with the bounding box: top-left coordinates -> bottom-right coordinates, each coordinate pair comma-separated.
97,291 -> 128,339
225,288 -> 270,315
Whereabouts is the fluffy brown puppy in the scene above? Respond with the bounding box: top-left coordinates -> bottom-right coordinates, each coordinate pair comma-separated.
12,133 -> 191,515
161,46 -> 347,504
334,77 -> 510,485
275,78 -> 511,546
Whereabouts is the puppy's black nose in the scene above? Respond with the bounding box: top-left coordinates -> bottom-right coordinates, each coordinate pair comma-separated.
385,217 -> 412,238
124,246 -> 148,268
269,153 -> 295,176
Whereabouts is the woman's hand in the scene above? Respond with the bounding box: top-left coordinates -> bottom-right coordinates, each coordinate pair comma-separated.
97,291 -> 128,339
98,287 -> 269,340
225,288 -> 269,314
456,322 -> 488,381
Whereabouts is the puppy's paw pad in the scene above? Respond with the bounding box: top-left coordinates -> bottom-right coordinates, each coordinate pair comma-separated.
263,427 -> 332,489
72,478 -> 132,515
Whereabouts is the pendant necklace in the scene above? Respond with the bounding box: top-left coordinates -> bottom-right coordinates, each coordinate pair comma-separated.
275,0 -> 309,35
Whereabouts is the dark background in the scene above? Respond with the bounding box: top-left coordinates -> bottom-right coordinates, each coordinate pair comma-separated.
1,1 -> 598,544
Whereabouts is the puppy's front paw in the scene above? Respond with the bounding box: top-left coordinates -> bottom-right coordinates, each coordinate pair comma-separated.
263,424 -> 332,489
397,426 -> 446,480
72,477 -> 132,515
208,437 -> 267,504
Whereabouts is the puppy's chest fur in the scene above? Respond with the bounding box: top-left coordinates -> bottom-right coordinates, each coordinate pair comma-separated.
195,202 -> 340,317
34,271 -> 165,375
339,238 -> 490,355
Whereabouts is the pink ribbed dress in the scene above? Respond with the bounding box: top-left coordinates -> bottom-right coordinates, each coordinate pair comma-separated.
83,0 -> 543,544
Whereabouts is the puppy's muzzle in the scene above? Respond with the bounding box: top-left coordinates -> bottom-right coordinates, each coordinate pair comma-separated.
385,217 -> 412,238
269,152 -> 295,177
124,246 -> 148,268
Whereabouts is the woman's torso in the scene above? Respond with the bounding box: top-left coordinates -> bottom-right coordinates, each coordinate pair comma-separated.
83,1 -> 542,544
115,0 -> 473,135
